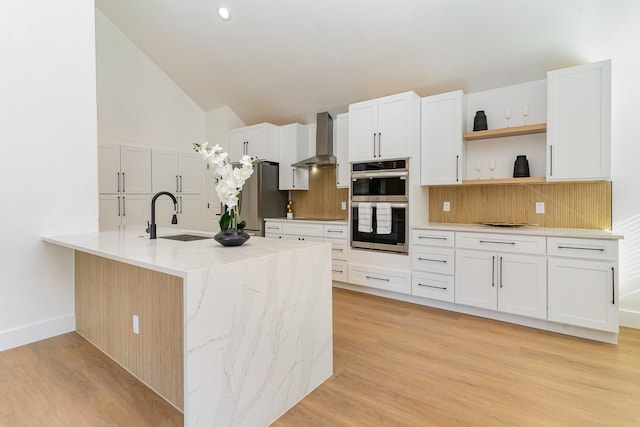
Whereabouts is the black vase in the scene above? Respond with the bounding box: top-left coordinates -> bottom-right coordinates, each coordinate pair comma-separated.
213,229 -> 251,247
473,110 -> 488,131
513,155 -> 530,178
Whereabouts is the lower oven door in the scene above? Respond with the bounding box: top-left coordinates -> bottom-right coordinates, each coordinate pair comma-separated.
351,202 -> 408,254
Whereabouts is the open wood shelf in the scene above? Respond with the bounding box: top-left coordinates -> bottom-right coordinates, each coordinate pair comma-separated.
462,176 -> 547,185
463,123 -> 547,141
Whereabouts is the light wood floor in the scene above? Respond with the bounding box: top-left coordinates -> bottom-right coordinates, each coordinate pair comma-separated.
2,288 -> 640,426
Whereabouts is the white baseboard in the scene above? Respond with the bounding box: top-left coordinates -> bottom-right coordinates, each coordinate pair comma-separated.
620,309 -> 640,329
0,314 -> 75,352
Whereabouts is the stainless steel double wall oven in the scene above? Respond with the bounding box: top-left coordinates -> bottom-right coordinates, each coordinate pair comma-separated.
351,159 -> 409,254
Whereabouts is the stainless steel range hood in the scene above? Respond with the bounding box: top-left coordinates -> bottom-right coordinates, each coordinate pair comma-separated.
292,112 -> 336,167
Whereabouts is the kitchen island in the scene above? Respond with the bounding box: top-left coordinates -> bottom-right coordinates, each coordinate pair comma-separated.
43,230 -> 333,426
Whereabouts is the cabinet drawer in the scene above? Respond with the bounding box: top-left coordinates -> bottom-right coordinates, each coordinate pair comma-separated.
547,237 -> 618,261
412,272 -> 454,303
325,237 -> 349,261
282,222 -> 324,237
282,234 -> 324,242
412,229 -> 454,247
332,260 -> 348,282
264,222 -> 283,234
456,232 -> 546,255
264,233 -> 282,239
411,247 -> 454,275
324,224 -> 348,239
348,263 -> 411,295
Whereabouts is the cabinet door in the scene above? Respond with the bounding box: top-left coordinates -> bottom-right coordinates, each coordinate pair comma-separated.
99,194 -> 122,231
547,60 -> 611,180
548,257 -> 617,332
229,128 -> 247,162
455,249 -> 497,310
152,150 -> 179,193
247,124 -> 279,162
420,90 -> 465,185
335,113 -> 350,188
278,124 -> 309,190
348,100 -> 378,162
178,152 -> 204,194
178,195 -> 204,231
98,144 -> 121,193
498,253 -> 547,319
120,194 -> 150,232
120,145 -> 152,194
377,93 -> 413,160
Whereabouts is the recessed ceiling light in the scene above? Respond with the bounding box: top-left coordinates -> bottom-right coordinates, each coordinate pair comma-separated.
217,7 -> 231,21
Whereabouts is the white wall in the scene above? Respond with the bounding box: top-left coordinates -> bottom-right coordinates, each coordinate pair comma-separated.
611,59 -> 640,326
0,1 -> 98,351
95,10 -> 205,149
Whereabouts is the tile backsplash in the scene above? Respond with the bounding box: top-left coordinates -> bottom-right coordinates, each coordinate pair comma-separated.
290,166 -> 349,220
428,181 -> 611,229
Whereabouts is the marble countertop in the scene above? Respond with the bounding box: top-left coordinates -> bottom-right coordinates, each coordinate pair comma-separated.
412,222 -> 623,240
43,228 -> 327,277
265,217 -> 349,225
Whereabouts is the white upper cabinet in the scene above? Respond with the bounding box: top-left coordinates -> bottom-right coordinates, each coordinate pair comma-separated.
348,91 -> 419,162
547,60 -> 611,181
420,90 -> 465,185
335,113 -> 349,188
152,150 -> 203,194
229,123 -> 279,163
98,144 -> 151,194
278,123 -> 309,190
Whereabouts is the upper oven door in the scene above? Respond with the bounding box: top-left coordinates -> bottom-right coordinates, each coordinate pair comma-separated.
351,171 -> 408,202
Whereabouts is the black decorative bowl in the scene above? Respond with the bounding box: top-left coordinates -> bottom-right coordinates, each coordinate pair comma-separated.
213,229 -> 251,247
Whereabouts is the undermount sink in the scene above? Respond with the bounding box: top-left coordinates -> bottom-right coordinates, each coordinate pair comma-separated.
159,234 -> 212,241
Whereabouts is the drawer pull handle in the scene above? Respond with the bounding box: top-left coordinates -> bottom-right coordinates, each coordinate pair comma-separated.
480,240 -> 516,245
332,248 -> 344,251
327,230 -> 343,233
418,283 -> 447,291
332,269 -> 344,273
492,256 -> 495,287
366,275 -> 389,282
418,236 -> 447,240
557,246 -> 605,252
418,257 -> 447,263
267,227 -> 279,230
612,267 -> 615,305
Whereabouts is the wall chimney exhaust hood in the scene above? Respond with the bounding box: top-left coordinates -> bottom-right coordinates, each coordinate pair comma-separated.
292,112 -> 336,167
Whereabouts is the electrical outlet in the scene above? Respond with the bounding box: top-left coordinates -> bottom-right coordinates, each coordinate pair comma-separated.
133,315 -> 139,334
536,202 -> 545,214
443,201 -> 450,212
341,201 -> 347,210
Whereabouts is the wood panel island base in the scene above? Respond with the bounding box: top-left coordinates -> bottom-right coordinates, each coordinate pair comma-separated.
43,231 -> 333,426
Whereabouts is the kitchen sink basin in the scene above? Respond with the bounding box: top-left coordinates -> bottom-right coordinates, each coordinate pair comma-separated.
159,234 -> 212,241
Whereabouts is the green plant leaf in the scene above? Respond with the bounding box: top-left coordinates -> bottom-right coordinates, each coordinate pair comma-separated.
219,211 -> 231,230
237,220 -> 246,230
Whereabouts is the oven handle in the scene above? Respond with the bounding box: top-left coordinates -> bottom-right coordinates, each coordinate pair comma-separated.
351,171 -> 408,179
351,202 -> 408,209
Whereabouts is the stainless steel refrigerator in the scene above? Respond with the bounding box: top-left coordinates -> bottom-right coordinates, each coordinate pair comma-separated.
237,161 -> 288,236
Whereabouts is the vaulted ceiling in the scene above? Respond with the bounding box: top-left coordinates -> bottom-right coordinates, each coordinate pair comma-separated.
96,0 -> 640,125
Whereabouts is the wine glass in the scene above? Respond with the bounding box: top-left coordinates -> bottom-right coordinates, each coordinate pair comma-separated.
504,107 -> 512,128
488,160 -> 496,178
522,104 -> 530,125
475,160 -> 482,180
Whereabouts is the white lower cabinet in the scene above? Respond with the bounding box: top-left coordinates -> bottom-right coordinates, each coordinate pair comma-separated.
455,232 -> 547,320
547,237 -> 618,332
411,229 -> 455,302
265,221 -> 349,282
348,263 -> 411,295
456,250 -> 547,319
